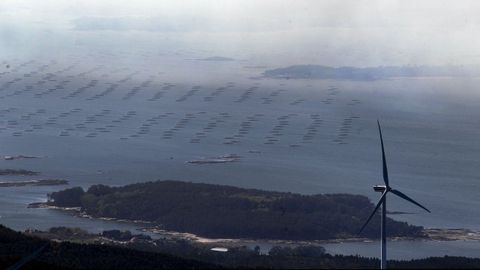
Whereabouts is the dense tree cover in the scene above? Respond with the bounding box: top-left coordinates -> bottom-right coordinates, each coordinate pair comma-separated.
49,180 -> 424,240
95,230 -> 480,269
49,187 -> 85,207
127,235 -> 480,269
0,225 -> 220,270
47,227 -> 92,241
269,245 -> 326,257
2,224 -> 480,269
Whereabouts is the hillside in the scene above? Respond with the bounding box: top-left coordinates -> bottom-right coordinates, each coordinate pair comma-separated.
2,224 -> 480,269
0,225 -> 220,270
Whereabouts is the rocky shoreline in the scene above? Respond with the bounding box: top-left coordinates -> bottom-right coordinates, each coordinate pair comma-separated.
424,228 -> 480,241
27,202 -> 480,244
27,202 -> 152,225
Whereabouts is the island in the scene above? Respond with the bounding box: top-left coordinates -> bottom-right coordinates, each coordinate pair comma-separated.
186,154 -> 241,164
0,169 -> 39,176
3,155 -> 40,160
0,179 -> 68,188
263,65 -> 473,81
197,56 -> 234,62
43,180 -> 424,240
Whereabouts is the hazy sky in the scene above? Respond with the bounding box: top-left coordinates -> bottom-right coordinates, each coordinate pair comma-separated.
1,0 -> 480,66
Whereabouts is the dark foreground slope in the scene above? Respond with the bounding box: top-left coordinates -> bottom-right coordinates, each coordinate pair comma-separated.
48,180 -> 423,240
2,224 -> 480,269
0,225 -> 220,270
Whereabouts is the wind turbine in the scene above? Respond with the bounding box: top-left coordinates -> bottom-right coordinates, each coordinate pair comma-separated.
359,120 -> 430,269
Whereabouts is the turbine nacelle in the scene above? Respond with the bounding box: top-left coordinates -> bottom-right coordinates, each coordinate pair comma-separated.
373,185 -> 387,193
360,121 -> 430,235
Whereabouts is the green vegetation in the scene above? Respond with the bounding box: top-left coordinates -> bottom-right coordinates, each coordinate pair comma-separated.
0,225 -> 220,270
48,180 -> 424,240
49,187 -> 84,207
17,226 -> 480,269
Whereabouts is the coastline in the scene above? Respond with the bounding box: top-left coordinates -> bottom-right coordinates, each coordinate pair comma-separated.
28,202 -> 480,245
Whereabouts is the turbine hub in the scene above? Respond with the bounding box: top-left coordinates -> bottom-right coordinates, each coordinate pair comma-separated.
373,185 -> 387,192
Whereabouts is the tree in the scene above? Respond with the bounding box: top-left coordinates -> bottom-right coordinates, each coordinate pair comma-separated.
48,187 -> 84,207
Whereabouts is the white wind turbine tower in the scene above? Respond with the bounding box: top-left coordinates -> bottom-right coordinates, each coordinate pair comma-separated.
359,120 -> 431,269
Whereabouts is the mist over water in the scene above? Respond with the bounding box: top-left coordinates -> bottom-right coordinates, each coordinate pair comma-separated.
1,0 -> 480,260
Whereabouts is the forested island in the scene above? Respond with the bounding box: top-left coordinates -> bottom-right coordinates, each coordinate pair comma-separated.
45,180 -> 424,240
197,56 -> 234,61
263,65 -> 473,80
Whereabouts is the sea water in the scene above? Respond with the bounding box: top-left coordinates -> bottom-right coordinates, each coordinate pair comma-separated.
1,54 -> 480,259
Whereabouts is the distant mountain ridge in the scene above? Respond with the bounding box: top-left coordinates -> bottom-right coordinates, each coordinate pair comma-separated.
263,65 -> 475,80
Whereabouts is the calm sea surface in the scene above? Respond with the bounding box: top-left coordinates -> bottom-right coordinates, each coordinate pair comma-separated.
1,55 -> 480,259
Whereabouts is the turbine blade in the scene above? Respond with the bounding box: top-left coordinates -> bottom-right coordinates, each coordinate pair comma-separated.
6,243 -> 48,270
359,191 -> 387,234
390,189 -> 431,213
377,120 -> 389,187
